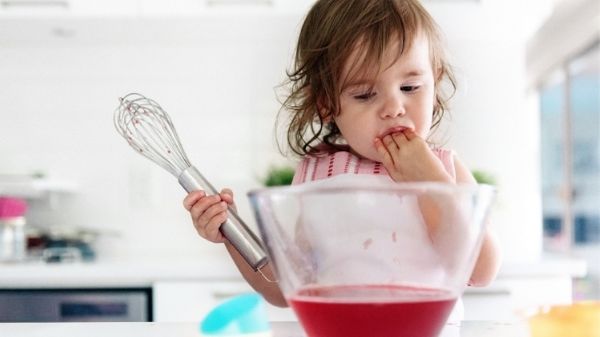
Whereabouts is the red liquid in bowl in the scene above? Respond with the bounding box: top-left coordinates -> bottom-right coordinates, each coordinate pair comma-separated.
289,284 -> 457,337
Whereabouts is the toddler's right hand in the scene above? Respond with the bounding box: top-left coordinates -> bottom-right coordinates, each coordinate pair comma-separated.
183,189 -> 236,243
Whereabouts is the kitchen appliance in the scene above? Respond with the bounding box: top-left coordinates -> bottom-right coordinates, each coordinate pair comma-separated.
248,177 -> 495,337
113,93 -> 267,272
27,226 -> 100,263
0,197 -> 27,262
0,288 -> 151,322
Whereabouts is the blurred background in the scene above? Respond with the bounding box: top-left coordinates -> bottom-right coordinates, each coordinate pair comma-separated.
0,0 -> 597,323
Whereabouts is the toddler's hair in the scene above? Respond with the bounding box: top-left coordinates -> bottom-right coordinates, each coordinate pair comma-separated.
279,0 -> 456,157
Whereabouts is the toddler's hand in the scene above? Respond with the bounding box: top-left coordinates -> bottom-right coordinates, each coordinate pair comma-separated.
183,188 -> 236,243
374,129 -> 452,183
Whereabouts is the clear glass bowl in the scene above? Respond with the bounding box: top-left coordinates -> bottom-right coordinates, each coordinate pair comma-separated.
249,180 -> 495,337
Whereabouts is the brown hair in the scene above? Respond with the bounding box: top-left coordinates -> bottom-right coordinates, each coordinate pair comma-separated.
278,0 -> 457,157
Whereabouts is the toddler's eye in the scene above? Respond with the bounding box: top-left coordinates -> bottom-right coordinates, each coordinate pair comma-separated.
354,92 -> 376,101
401,85 -> 420,93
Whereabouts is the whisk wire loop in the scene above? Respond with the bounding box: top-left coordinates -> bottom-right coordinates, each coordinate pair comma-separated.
114,93 -> 192,176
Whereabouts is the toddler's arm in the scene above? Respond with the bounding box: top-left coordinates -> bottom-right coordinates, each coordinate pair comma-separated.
454,157 -> 501,287
183,190 -> 287,307
375,131 -> 501,286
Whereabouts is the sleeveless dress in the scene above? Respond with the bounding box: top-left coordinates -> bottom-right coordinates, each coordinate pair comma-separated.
292,148 -> 456,185
290,148 -> 465,323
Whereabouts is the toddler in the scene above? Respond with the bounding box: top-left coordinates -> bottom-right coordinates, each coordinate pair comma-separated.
183,0 -> 500,309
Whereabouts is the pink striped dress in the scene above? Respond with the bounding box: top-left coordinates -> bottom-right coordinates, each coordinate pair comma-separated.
292,148 -> 456,185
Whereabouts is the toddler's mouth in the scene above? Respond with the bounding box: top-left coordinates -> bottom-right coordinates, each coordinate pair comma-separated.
380,126 -> 408,138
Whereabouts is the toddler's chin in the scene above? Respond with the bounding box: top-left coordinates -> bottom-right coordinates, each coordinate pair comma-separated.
351,148 -> 381,163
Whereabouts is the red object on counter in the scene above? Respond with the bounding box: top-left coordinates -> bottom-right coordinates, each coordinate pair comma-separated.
0,197 -> 27,219
289,284 -> 457,337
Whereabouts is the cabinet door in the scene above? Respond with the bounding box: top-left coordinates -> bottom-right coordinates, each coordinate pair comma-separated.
0,0 -> 138,17
152,280 -> 296,322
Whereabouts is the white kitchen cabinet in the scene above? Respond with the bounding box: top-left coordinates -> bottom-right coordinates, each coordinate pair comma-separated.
69,0 -> 140,16
462,277 -> 573,321
0,0 -> 139,17
141,0 -> 315,16
152,280 -> 296,323
462,255 -> 586,321
140,0 -> 204,16
0,0 -> 314,18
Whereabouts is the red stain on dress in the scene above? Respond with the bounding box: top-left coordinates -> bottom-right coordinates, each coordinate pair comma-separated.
363,238 -> 373,250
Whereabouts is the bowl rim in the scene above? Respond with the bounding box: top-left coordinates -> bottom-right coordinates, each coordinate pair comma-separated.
248,181 -> 496,199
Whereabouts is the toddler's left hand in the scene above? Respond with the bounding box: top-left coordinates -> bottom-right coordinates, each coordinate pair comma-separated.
374,129 -> 452,183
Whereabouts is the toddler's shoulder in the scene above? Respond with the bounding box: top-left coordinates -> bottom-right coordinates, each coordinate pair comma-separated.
430,146 -> 457,181
430,146 -> 455,159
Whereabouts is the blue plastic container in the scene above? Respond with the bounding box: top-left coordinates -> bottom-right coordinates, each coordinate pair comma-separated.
200,293 -> 271,335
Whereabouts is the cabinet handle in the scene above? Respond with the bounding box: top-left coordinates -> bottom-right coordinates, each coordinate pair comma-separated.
464,288 -> 512,296
206,0 -> 273,7
60,302 -> 128,318
212,291 -> 248,301
0,1 -> 69,9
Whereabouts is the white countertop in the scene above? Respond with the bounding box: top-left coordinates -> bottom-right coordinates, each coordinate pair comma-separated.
0,253 -> 586,288
497,253 -> 587,278
0,257 -> 242,288
0,321 -> 531,337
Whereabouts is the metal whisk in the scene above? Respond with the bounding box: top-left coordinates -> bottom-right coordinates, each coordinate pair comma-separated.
114,93 -> 267,272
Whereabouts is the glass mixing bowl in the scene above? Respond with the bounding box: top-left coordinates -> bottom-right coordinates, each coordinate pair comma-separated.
248,179 -> 495,337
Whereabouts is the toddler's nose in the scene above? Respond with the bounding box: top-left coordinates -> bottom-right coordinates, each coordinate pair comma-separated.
379,95 -> 405,119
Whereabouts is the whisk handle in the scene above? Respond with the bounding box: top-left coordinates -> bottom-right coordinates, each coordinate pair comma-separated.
178,166 -> 268,272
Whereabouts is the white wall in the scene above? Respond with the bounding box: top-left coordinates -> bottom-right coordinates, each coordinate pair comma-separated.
0,4 -> 543,263
432,3 -> 544,263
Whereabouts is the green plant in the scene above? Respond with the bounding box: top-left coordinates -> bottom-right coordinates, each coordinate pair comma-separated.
472,169 -> 497,186
264,166 -> 295,187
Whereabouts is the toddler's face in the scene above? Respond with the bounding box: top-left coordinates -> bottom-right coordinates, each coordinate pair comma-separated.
334,34 -> 436,162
